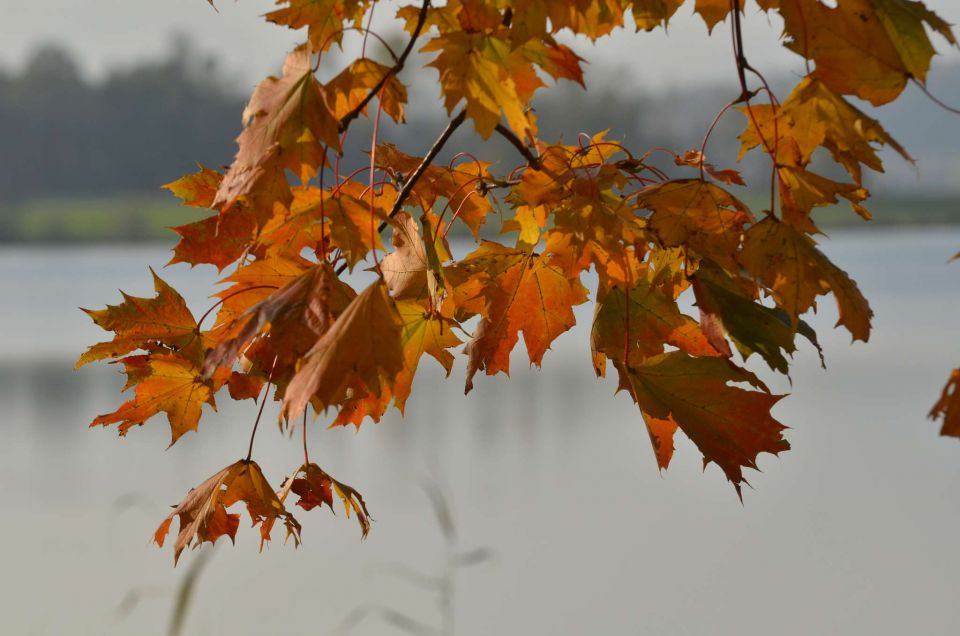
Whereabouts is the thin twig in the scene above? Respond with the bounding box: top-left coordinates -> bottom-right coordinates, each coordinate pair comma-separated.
337,0 -> 431,135
699,95 -> 749,180
730,0 -> 780,213
335,108 -> 467,275
913,79 -> 960,115
495,123 -> 541,169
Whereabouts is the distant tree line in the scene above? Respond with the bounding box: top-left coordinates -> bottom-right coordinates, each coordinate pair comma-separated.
0,35 -> 760,205
0,36 -> 244,203
1,33 -> 948,240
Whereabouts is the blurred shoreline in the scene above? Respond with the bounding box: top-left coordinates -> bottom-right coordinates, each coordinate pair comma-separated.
0,192 -> 956,245
2,37 -> 957,243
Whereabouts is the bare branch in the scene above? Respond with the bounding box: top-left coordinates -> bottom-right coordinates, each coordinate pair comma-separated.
494,123 -> 541,170
335,108 -> 467,275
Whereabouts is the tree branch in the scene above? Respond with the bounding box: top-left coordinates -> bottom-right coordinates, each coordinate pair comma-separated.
337,0 -> 432,135
335,108 -> 467,275
730,0 -> 750,101
494,123 -> 541,170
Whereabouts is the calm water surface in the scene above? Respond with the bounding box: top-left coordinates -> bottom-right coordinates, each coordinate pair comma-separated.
2,228 -> 960,635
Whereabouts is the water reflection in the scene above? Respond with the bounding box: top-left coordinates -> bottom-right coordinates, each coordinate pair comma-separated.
2,228 -> 960,635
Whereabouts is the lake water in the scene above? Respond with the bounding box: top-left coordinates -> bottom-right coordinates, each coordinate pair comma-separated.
2,229 -> 960,635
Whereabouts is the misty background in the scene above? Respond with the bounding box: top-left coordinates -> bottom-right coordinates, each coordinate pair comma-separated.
2,2 -> 960,635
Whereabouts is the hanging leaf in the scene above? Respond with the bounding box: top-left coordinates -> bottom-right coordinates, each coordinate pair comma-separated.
155,460 -> 301,564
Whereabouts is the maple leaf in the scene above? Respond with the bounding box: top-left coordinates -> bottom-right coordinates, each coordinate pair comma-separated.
694,0 -> 736,33
253,191 -> 327,261
450,242 -> 588,392
423,31 -> 536,139
621,352 -> 789,496
204,262 -> 356,382
253,183 -> 392,267
326,58 -> 408,123
77,269 -> 198,367
380,212 -> 451,303
778,0 -> 957,105
215,45 -> 339,213
637,179 -> 754,273
324,180 -> 395,268
92,353 -> 223,446
393,301 -> 461,409
265,0 -> 369,53
778,166 -> 870,227
163,166 -> 222,208
279,463 -> 372,537
283,280 -> 404,418
591,271 -> 719,376
739,217 -> 872,342
212,255 -> 313,332
163,163 -> 253,271
776,77 -> 912,184
737,77 -> 912,209
227,371 -> 266,401
330,300 -> 461,428
155,459 -> 301,564
632,0 -> 685,30
168,210 -> 256,272
419,16 -> 583,142
930,369 -> 960,438
693,259 -> 824,374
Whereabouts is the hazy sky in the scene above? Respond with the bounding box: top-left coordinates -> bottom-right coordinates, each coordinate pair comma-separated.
1,0 -> 956,90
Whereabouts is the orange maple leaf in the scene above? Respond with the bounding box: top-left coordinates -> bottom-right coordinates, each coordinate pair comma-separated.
283,280 -> 405,418
77,269 -> 198,367
778,0 -> 956,105
740,217 -> 873,342
215,45 -> 338,213
279,462 -> 372,538
622,352 -> 789,497
155,459 -> 300,564
451,241 -> 588,392
91,353 -> 226,446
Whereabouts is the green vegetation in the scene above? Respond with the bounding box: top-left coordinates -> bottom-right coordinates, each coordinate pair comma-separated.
0,196 -> 202,243
0,192 -> 955,244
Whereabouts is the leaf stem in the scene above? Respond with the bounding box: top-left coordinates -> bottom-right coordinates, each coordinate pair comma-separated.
698,96 -> 745,180
369,87 -> 387,272
246,380 -> 271,462
302,408 -> 310,465
245,356 -> 277,462
913,79 -> 960,115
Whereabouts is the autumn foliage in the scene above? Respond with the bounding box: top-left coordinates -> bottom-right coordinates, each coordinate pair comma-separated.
78,0 -> 958,562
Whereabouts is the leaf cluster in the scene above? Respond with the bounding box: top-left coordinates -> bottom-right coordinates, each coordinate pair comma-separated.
79,0 -> 958,560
